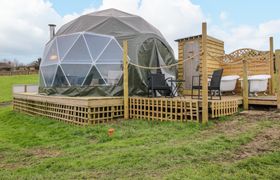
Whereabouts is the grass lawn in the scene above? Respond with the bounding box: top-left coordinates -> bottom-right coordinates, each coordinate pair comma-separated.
0,106 -> 279,179
0,74 -> 38,102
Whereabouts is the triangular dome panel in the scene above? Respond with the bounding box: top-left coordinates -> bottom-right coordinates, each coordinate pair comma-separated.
96,64 -> 123,85
61,64 -> 91,86
39,70 -> 46,87
57,34 -> 80,60
62,36 -> 92,63
84,33 -> 111,62
82,65 -> 106,86
96,39 -> 123,64
41,64 -> 58,86
41,40 -> 59,66
53,65 -> 69,87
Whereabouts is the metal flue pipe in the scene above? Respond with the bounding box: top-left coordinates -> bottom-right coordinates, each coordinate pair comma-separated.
48,24 -> 56,40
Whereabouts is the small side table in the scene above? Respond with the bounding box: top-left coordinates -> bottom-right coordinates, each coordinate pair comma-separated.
168,79 -> 185,97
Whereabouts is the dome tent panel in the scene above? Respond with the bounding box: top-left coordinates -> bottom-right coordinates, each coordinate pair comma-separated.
125,36 -> 176,96
41,64 -> 58,87
155,39 -> 177,75
57,34 -> 80,60
39,71 -> 46,87
96,64 -> 123,85
86,17 -> 140,38
89,8 -> 132,17
53,65 -> 69,87
62,35 -> 92,63
83,66 -> 106,86
96,39 -> 123,64
61,64 -> 92,86
42,40 -> 52,61
84,33 -> 111,61
41,39 -> 59,66
118,16 -> 164,37
56,15 -> 109,36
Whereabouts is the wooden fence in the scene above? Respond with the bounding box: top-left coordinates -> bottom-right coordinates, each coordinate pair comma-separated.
0,70 -> 38,76
13,94 -> 124,125
129,97 -> 200,122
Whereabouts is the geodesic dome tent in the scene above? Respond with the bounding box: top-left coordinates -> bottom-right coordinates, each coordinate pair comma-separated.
39,8 -> 176,96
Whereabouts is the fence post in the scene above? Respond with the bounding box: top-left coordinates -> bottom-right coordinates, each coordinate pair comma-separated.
202,22 -> 208,124
24,84 -> 27,93
242,59 -> 249,110
123,40 -> 129,120
269,37 -> 275,94
275,49 -> 280,110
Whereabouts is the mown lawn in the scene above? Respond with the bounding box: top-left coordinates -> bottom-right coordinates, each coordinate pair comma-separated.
0,74 -> 38,102
0,106 -> 279,179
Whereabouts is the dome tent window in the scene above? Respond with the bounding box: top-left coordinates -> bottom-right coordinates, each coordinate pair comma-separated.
39,8 -> 176,96
40,32 -> 123,87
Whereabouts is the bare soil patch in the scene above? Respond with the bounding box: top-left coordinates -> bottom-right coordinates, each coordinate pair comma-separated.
240,110 -> 280,121
213,110 -> 280,162
233,126 -> 280,160
26,148 -> 61,158
0,148 -> 61,170
212,110 -> 280,136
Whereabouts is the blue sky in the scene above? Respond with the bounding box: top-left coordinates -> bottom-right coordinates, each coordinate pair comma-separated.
193,0 -> 280,25
50,0 -> 280,25
50,0 -> 102,15
1,0 -> 280,63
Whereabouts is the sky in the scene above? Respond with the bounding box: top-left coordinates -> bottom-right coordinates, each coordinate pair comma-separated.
0,0 -> 280,63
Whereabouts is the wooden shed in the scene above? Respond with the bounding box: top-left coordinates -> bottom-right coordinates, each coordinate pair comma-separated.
175,35 -> 224,95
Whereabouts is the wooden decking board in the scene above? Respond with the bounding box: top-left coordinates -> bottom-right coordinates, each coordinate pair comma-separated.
13,93 -> 277,125
248,96 -> 277,106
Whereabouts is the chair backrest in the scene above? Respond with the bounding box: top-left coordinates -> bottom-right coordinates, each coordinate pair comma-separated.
210,69 -> 223,89
148,73 -> 167,88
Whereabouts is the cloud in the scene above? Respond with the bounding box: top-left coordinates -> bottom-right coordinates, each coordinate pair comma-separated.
62,7 -> 97,24
0,0 -> 63,62
64,0 -> 205,58
139,0 -> 204,56
209,20 -> 280,53
0,0 -> 280,63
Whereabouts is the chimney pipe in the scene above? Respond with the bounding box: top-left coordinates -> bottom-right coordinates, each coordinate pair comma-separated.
48,24 -> 56,40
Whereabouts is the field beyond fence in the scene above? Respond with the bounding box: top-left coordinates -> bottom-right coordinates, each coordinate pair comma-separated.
0,74 -> 38,102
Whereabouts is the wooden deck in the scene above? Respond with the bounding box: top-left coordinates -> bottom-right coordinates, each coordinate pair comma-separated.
175,95 -> 243,105
248,96 -> 277,106
12,93 -> 278,125
13,93 -> 124,125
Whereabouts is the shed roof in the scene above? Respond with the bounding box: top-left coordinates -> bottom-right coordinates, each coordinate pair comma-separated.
175,34 -> 224,44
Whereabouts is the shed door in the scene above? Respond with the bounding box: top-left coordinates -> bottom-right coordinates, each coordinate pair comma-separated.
183,40 -> 200,89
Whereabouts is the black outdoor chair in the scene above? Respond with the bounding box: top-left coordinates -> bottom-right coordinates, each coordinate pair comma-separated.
147,73 -> 173,97
191,69 -> 223,100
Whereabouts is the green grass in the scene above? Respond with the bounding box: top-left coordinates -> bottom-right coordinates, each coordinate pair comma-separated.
0,73 -> 279,179
0,74 -> 38,102
0,106 -> 279,179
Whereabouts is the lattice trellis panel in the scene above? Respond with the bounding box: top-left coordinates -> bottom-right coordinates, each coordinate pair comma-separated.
207,48 -> 271,93
13,97 -> 124,125
129,97 -> 200,122
211,100 -> 238,118
208,48 -> 270,64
